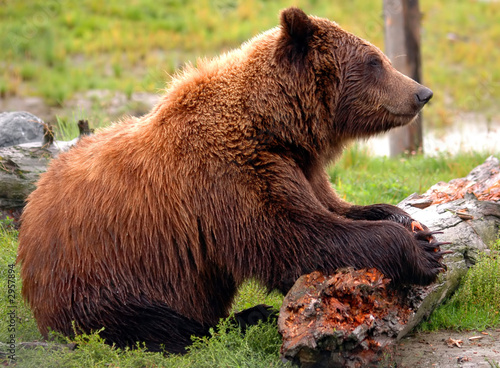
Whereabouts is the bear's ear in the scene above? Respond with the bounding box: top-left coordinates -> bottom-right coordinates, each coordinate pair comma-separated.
280,7 -> 315,44
276,7 -> 317,67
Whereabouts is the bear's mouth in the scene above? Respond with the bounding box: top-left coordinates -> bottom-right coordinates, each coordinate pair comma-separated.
395,114 -> 419,128
383,105 -> 421,118
382,109 -> 420,129
382,106 -> 421,125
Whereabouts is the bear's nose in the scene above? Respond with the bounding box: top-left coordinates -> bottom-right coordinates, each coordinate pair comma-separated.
415,87 -> 433,107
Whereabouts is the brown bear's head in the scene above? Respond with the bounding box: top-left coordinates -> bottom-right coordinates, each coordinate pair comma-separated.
274,7 -> 432,142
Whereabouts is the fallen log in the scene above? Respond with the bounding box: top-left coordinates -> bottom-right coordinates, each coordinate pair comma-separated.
279,156 -> 500,367
0,119 -> 91,221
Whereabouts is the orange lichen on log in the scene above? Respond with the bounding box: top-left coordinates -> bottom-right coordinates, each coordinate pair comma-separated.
424,179 -> 500,204
320,268 -> 409,329
405,158 -> 500,209
422,160 -> 500,205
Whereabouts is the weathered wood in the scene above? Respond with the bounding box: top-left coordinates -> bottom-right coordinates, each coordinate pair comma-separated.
279,269 -> 411,367
279,156 -> 500,367
0,144 -> 55,210
397,193 -> 500,336
0,127 -> 84,219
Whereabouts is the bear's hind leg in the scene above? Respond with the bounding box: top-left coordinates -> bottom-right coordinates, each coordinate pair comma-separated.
93,301 -> 211,354
233,304 -> 277,332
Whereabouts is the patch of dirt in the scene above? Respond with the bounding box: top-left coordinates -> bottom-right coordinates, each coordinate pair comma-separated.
393,329 -> 500,367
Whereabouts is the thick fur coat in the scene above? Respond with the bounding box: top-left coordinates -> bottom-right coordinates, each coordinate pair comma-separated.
18,8 -> 443,353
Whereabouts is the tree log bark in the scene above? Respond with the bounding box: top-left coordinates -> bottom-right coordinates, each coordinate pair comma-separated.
0,119 -> 91,220
0,141 -> 77,220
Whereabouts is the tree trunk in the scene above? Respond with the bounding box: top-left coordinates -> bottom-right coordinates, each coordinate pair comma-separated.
384,0 -> 424,156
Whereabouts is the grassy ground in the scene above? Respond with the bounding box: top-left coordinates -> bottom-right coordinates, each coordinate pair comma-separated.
1,1 -> 499,365
1,0 -> 499,126
419,235 -> 500,332
327,146 -> 492,205
1,151 -> 499,367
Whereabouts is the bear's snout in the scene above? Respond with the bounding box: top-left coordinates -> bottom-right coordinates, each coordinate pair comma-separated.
415,86 -> 433,107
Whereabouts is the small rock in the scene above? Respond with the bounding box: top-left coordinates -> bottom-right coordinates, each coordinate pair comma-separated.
0,111 -> 45,147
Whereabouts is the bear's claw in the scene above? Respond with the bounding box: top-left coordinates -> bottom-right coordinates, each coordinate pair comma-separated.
412,228 -> 452,284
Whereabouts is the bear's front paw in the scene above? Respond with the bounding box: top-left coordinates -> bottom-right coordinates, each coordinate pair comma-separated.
412,230 -> 452,284
386,212 -> 429,233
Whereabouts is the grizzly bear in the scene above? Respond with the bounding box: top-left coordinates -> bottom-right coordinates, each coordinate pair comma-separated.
18,7 -> 444,354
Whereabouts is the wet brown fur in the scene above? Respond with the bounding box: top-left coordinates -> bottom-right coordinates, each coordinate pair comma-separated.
18,8 -> 440,353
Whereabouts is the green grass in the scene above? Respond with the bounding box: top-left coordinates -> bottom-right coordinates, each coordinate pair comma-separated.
419,234 -> 500,332
328,145 -> 492,205
53,114 -> 109,141
1,0 -> 499,126
1,152 -> 499,367
14,320 -> 289,368
0,219 -> 41,345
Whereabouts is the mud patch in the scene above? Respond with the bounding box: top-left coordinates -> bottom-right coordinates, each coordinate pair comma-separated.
394,329 -> 500,367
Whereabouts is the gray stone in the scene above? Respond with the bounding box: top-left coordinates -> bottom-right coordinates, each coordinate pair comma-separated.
0,111 -> 45,148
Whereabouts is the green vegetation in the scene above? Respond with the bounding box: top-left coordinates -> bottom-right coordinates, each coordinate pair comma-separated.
0,219 -> 40,344
1,0 -> 499,125
328,145 -> 491,205
420,234 -> 500,331
14,320 -> 288,368
1,152 -> 499,367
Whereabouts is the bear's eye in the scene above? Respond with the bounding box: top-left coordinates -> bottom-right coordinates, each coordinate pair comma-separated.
367,56 -> 382,68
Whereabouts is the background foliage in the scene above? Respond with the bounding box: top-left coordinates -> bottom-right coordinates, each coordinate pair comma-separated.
1,0 -> 500,366
1,0 -> 499,125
